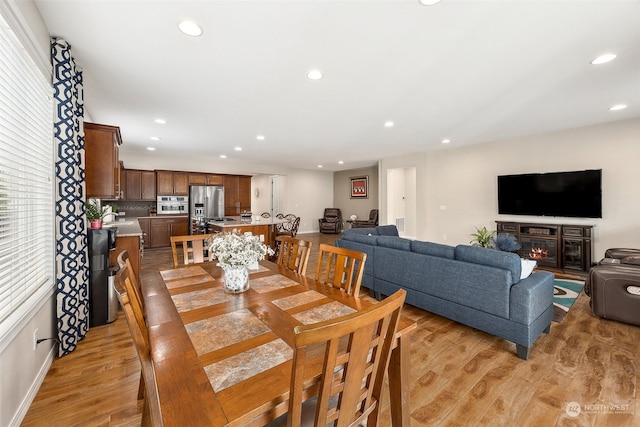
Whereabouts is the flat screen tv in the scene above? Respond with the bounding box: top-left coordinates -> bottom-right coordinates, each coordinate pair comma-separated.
497,169 -> 602,218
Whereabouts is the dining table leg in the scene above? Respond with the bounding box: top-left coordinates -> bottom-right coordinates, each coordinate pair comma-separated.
389,333 -> 411,426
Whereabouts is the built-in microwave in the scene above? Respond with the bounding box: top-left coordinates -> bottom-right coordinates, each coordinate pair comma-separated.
157,196 -> 188,215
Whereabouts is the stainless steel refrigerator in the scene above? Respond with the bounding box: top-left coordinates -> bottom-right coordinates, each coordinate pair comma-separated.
189,185 -> 225,223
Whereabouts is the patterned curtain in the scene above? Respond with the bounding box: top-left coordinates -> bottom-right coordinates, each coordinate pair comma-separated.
52,38 -> 89,356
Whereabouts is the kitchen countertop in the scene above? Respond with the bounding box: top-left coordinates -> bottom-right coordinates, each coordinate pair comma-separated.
102,218 -> 143,237
206,216 -> 286,227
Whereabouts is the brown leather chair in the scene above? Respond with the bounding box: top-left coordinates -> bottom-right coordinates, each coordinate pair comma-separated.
352,209 -> 379,228
318,208 -> 342,234
585,248 -> 640,326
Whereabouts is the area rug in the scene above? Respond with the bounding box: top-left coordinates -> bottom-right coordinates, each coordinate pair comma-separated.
553,279 -> 585,322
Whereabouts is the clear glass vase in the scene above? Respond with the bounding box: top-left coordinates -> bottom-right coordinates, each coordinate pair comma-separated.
223,265 -> 250,293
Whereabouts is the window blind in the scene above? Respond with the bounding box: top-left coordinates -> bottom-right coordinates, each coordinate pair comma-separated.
0,11 -> 54,340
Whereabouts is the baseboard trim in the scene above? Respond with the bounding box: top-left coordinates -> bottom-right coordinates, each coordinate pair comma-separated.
9,345 -> 56,427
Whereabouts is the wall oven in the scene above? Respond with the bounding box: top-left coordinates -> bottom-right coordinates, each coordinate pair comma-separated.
157,196 -> 188,215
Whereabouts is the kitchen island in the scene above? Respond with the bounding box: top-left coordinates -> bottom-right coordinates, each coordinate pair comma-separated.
206,216 -> 286,248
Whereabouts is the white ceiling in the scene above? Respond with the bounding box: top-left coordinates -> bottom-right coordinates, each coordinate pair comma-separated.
35,0 -> 640,172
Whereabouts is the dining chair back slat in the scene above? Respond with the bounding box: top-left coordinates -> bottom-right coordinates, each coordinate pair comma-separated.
286,289 -> 406,427
276,237 -> 312,275
170,233 -> 215,268
315,244 -> 366,296
116,250 -> 145,312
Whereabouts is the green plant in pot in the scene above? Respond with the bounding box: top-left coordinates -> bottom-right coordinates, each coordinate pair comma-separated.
86,199 -> 109,229
470,226 -> 495,248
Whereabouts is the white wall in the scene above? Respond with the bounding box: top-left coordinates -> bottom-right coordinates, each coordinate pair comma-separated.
381,118 -> 640,259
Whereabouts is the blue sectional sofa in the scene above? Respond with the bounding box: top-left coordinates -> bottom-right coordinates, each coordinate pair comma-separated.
335,225 -> 555,360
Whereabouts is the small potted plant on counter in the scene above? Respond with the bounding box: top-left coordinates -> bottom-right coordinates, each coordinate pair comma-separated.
86,199 -> 109,229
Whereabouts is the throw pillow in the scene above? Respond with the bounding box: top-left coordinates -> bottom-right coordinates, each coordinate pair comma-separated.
520,259 -> 537,279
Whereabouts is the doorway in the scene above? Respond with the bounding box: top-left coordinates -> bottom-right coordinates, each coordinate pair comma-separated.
386,167 -> 416,238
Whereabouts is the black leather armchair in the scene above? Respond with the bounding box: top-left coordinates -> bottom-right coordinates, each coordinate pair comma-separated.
352,209 -> 379,228
318,208 -> 342,234
585,248 -> 640,326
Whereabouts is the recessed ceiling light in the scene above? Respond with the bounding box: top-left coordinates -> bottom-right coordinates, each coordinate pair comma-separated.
147,147 -> 156,151
609,104 -> 627,111
220,154 -> 227,159
256,135 -> 265,140
384,121 -> 394,128
442,139 -> 451,144
234,147 -> 242,151
591,53 -> 616,65
338,161 -> 344,165
307,70 -> 323,80
150,136 -> 161,141
154,118 -> 166,124
317,165 -> 323,168
419,0 -> 442,5
178,20 -> 203,37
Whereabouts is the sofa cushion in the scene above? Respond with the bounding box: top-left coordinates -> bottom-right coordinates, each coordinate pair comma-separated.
410,240 -> 455,259
376,225 -> 400,236
454,245 -> 522,284
344,227 -> 378,236
341,233 -> 378,246
377,236 -> 411,251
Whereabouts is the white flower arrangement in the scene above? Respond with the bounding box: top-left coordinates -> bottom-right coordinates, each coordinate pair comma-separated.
209,230 -> 275,270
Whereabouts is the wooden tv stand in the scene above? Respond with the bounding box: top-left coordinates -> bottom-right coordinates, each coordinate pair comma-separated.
496,221 -> 594,276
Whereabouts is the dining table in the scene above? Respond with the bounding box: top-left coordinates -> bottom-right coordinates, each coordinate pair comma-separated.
143,259 -> 417,426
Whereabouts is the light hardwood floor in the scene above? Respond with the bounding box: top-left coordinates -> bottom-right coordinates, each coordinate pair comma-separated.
22,233 -> 639,426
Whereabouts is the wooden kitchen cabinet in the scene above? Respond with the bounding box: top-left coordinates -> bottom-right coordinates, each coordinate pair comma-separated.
206,174 -> 224,185
156,170 -> 189,196
138,218 -> 150,249
189,173 -> 206,185
148,217 -> 189,248
124,169 -> 156,200
85,122 -> 122,199
238,175 -> 251,212
190,173 -> 224,186
223,175 -> 252,215
223,175 -> 239,216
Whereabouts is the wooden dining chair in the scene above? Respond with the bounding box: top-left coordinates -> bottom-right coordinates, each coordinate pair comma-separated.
276,237 -> 312,275
170,233 -> 215,268
315,243 -> 367,296
116,250 -> 145,312
285,289 -> 406,427
114,265 -> 163,426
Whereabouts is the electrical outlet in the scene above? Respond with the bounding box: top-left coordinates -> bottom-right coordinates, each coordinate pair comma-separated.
33,328 -> 38,351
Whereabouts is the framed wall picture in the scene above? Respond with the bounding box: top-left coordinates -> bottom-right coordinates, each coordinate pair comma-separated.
350,176 -> 368,198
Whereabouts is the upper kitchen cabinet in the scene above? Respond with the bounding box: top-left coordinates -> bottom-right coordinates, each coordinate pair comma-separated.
189,173 -> 224,186
124,169 -> 156,201
156,170 -> 189,196
223,175 -> 251,215
85,122 -> 122,199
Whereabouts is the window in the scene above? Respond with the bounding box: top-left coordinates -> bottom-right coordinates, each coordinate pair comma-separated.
0,11 -> 54,341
